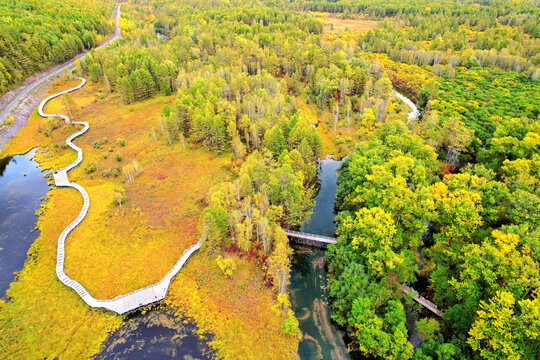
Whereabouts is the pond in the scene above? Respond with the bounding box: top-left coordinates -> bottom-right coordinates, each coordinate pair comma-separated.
157,31 -> 171,40
96,308 -> 214,360
0,148 -> 50,297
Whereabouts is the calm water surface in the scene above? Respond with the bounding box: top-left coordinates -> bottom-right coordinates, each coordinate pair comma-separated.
96,308 -> 214,360
0,148 -> 49,297
289,159 -> 351,360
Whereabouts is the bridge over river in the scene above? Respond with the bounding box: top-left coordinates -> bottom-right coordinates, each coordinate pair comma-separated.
285,229 -> 443,317
284,229 -> 337,248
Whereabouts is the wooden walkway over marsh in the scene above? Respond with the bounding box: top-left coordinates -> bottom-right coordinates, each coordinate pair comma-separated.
36,5 -> 204,315
40,74 -> 203,314
41,76 -> 202,315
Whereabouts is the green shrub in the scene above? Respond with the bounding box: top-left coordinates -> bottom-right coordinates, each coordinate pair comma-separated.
47,118 -> 59,130
117,137 -> 126,146
282,316 -> 299,336
115,153 -> 122,162
84,163 -> 96,174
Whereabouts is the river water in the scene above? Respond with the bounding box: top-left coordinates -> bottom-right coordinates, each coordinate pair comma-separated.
288,159 -> 352,360
289,90 -> 421,359
0,149 -> 50,297
394,90 -> 421,120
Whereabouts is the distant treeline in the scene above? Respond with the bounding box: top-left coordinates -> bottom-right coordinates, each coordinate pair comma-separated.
0,0 -> 113,95
288,0 -> 539,78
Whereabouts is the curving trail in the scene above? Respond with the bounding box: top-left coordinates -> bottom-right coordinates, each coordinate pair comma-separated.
39,77 -> 202,315
35,5 -> 202,315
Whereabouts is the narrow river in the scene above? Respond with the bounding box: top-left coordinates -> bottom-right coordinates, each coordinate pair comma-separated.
288,158 -> 352,360
394,90 -> 421,120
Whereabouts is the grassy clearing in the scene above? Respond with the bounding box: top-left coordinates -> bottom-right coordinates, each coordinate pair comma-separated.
0,77 -> 299,359
293,93 -> 415,159
314,12 -> 379,34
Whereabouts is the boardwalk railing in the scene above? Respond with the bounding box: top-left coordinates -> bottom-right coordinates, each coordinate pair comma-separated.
284,229 -> 337,248
402,284 -> 442,317
41,75 -> 202,315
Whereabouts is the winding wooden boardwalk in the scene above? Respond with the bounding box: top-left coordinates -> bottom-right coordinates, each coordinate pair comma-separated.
35,4 -> 202,315
39,77 -> 202,315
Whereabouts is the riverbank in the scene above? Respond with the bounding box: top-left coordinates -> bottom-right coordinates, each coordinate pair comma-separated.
288,85 -> 423,358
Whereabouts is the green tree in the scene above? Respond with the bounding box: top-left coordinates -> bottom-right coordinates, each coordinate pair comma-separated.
263,125 -> 287,158
468,291 -> 539,360
349,297 -> 413,360
89,63 -> 101,83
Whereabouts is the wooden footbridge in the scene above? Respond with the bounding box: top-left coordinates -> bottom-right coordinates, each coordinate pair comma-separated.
401,285 -> 442,317
285,230 -> 443,317
284,230 -> 337,248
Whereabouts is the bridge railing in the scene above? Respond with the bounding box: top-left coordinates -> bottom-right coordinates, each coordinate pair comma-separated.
284,229 -> 337,243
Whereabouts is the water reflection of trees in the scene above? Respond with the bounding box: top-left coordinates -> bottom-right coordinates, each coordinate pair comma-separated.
0,156 -> 13,177
291,246 -> 312,278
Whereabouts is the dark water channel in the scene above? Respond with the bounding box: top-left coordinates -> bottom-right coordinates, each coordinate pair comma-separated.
0,148 -> 50,297
96,308 -> 214,360
288,159 -> 353,360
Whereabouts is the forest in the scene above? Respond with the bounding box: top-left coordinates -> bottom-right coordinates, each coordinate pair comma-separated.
0,0 -> 114,94
291,0 -> 539,78
0,0 -> 538,359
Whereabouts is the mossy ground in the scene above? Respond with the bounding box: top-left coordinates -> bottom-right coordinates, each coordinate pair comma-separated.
0,77 -> 299,359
